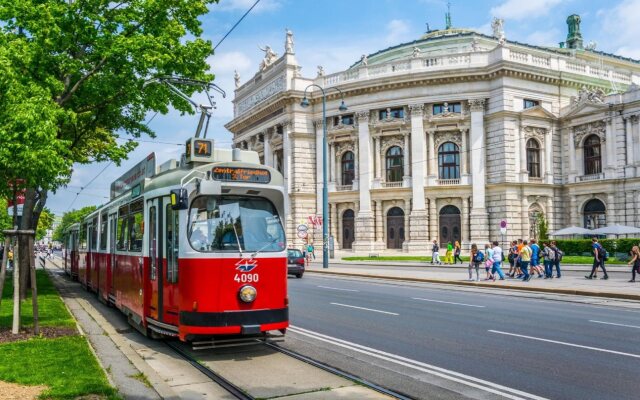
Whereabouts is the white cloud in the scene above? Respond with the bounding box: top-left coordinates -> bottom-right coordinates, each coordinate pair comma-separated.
525,28 -> 561,47
598,0 -> 640,59
491,0 -> 563,21
209,51 -> 253,74
215,0 -> 281,13
385,19 -> 412,45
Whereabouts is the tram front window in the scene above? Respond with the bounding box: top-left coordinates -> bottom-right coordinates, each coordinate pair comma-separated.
188,196 -> 285,253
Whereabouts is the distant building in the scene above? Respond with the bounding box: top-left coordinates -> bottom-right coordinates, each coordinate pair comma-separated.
226,15 -> 640,252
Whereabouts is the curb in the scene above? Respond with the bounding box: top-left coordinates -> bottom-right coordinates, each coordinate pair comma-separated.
307,270 -> 640,301
327,261 -> 628,271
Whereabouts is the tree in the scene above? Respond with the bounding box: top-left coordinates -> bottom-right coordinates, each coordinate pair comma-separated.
0,0 -> 217,300
36,208 -> 54,241
537,213 -> 548,241
0,199 -> 10,241
53,206 -> 97,242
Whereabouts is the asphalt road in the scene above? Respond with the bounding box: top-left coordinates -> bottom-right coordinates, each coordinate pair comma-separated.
284,274 -> 640,400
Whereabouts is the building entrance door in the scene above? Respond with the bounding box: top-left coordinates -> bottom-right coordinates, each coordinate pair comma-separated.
386,207 -> 405,249
439,205 -> 461,246
342,209 -> 355,249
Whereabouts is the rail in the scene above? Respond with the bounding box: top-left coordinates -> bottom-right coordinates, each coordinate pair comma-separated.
381,181 -> 403,188
335,184 -> 353,191
436,178 -> 460,185
577,173 -> 603,182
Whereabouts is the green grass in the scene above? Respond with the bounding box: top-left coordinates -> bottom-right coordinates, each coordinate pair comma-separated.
1,270 -> 75,329
0,270 -> 120,399
0,335 -> 119,399
343,255 -> 627,265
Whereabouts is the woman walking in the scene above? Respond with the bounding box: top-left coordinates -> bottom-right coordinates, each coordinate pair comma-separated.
628,246 -> 640,282
445,242 -> 454,264
484,243 -> 494,280
468,244 -> 481,281
454,241 -> 463,264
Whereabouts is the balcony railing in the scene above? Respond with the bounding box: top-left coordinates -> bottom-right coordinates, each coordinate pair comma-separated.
528,177 -> 544,183
381,181 -> 403,188
436,178 -> 460,186
335,184 -> 353,191
577,173 -> 604,182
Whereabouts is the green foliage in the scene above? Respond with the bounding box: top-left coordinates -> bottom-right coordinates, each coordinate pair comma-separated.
537,214 -> 548,241
552,238 -> 640,256
35,208 -> 53,240
0,198 -> 10,240
52,205 -> 97,242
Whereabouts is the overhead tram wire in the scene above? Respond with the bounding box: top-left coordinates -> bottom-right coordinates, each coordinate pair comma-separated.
213,0 -> 261,51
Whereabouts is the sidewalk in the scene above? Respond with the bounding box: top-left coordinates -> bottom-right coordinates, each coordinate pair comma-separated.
306,261 -> 640,301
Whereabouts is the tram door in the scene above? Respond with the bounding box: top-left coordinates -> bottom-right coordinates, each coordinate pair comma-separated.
109,214 -> 117,298
146,199 -> 161,320
163,199 -> 180,325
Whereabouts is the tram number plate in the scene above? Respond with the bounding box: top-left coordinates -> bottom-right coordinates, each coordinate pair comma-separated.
234,273 -> 259,283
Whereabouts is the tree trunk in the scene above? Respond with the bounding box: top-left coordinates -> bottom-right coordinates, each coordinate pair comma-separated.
0,237 -> 10,309
30,236 -> 39,335
12,239 -> 20,334
18,188 -> 47,301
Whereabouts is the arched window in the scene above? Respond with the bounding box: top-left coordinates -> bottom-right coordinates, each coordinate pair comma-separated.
526,139 -> 541,178
385,146 -> 403,182
583,135 -> 602,175
341,151 -> 355,186
438,142 -> 460,179
583,199 -> 606,229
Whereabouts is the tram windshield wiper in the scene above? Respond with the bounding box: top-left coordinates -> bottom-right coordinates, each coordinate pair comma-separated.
250,238 -> 279,259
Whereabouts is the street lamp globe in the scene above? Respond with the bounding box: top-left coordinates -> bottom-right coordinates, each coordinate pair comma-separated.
300,97 -> 310,108
338,100 -> 348,112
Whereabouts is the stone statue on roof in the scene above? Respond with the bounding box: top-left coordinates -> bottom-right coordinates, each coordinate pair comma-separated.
317,65 -> 325,77
285,28 -> 294,54
234,70 -> 240,89
258,45 -> 278,71
471,38 -> 479,52
412,47 -> 421,58
491,17 -> 505,44
360,54 -> 368,66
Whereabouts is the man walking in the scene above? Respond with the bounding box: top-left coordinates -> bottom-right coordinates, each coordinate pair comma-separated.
550,240 -> 562,278
586,237 -> 608,280
491,241 -> 505,280
432,240 -> 441,265
520,240 -> 532,281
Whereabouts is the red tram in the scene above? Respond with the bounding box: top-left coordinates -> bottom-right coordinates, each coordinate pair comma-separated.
63,138 -> 289,341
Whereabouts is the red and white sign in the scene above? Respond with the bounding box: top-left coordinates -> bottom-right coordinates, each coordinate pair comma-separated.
297,230 -> 308,239
307,215 -> 322,229
7,181 -> 26,217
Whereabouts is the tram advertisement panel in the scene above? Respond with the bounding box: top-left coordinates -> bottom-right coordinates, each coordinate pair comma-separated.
212,167 -> 270,183
110,153 -> 156,199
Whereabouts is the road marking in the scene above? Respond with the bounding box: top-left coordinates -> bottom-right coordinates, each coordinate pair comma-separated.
489,330 -> 640,359
289,325 -> 547,400
589,320 -> 640,329
330,302 -> 398,315
317,285 -> 359,292
412,297 -> 485,308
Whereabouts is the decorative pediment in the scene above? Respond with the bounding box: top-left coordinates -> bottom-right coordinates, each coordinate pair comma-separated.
523,126 -> 547,142
562,101 -> 609,119
380,135 -> 405,152
520,105 -> 556,120
573,121 -> 605,148
434,131 -> 462,149
335,141 -> 356,157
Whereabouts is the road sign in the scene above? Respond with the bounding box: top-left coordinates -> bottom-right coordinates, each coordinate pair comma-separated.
308,215 -> 322,229
297,224 -> 308,232
500,227 -> 507,235
500,220 -> 507,229
297,230 -> 308,239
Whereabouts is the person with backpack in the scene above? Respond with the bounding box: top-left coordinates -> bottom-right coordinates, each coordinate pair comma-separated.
507,240 -> 518,278
432,240 -> 442,265
541,242 -> 555,279
627,246 -> 640,282
491,241 -> 506,281
454,241 -> 463,264
468,243 -> 482,281
550,240 -> 563,278
586,237 -> 609,280
307,243 -> 315,260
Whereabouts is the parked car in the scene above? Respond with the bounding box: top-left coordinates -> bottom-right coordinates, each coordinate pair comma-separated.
287,248 -> 305,278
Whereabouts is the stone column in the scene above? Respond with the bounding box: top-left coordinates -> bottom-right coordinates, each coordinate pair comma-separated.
402,198 -> 411,252
519,123 -> 528,181
314,120 -> 323,215
375,200 -> 385,248
427,129 -> 437,178
569,196 -> 578,227
403,133 -> 410,178
461,197 -> 470,245
328,141 -> 336,191
633,116 -> 640,169
461,128 -> 469,176
607,192 -> 616,226
330,203 -> 339,250
625,117 -> 636,178
428,197 -> 438,243
604,116 -> 615,177
545,128 -> 553,184
353,111 -> 376,251
546,196 -> 554,234
406,104 -> 429,251
374,136 -> 382,180
521,195 -> 529,239
514,121 -> 521,183
568,127 -> 577,181
469,99 -> 489,243
282,121 -> 292,225
264,131 -> 272,167
353,138 -> 359,190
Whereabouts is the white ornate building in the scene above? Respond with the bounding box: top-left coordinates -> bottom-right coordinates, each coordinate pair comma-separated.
225,16 -> 640,252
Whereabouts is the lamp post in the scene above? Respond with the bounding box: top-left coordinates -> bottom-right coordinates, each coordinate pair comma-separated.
301,85 -> 347,268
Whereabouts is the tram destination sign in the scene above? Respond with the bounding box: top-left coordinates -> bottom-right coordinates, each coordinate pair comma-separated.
110,153 -> 156,199
212,167 -> 271,184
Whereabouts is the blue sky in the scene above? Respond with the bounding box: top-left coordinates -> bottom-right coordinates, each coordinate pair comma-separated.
47,0 -> 640,216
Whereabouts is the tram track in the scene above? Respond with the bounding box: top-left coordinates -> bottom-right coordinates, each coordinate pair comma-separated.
164,340 -> 255,400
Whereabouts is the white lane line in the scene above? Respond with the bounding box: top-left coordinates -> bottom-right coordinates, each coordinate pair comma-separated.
412,297 -> 485,308
289,325 -> 546,400
330,302 -> 398,315
589,320 -> 640,329
489,330 -> 640,359
317,285 -> 359,292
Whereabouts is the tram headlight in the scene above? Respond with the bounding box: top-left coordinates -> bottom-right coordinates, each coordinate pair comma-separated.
238,285 -> 257,303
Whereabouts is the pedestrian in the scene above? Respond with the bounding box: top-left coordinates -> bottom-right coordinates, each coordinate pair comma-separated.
491,241 -> 505,281
550,240 -> 563,278
530,239 -> 543,278
454,241 -> 463,264
446,241 -> 454,264
307,243 -> 315,260
484,243 -> 494,280
468,243 -> 481,281
628,246 -> 640,282
541,242 -> 555,278
586,237 -> 609,280
520,240 -> 532,281
507,240 -> 518,277
432,240 -> 442,265
515,239 -> 524,278
7,247 -> 13,269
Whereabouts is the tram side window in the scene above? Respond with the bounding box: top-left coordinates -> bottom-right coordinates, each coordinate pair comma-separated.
99,214 -> 108,251
117,215 -> 129,251
90,218 -> 98,251
129,210 -> 144,253
79,224 -> 88,250
166,205 -> 179,283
